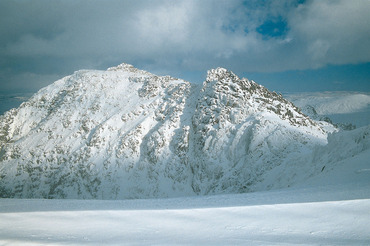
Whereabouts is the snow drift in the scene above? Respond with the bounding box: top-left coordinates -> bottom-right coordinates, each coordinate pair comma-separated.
0,63 -> 368,199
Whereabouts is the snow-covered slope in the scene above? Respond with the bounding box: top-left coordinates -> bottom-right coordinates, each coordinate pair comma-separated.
0,63 -> 368,199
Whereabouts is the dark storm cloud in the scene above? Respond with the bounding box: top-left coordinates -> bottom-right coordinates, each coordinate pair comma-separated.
0,0 -> 370,94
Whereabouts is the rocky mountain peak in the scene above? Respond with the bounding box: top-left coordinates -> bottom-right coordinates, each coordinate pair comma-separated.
0,63 -> 330,199
107,62 -> 134,70
206,67 -> 239,83
107,63 -> 147,75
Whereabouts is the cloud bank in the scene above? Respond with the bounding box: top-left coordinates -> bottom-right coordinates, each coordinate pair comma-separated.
0,0 -> 369,92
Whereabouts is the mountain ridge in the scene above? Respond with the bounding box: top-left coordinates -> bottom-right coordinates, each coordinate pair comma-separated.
0,63 -> 346,199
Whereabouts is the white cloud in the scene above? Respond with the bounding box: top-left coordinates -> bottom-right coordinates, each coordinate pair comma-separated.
288,0 -> 370,68
1,0 -> 370,85
134,1 -> 192,47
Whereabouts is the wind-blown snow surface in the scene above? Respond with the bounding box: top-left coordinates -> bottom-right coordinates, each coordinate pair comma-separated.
0,63 -> 333,199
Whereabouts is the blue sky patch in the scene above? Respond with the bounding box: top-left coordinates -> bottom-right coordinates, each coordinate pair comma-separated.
256,16 -> 289,39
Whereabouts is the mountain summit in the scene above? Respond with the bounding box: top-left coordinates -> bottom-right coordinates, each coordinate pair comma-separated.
0,63 -> 331,199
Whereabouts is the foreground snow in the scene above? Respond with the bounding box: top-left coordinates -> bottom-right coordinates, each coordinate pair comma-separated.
1,189 -> 369,245
1,197 -> 369,245
1,149 -> 369,245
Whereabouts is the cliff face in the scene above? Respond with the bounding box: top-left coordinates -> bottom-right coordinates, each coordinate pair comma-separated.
0,63 -> 329,199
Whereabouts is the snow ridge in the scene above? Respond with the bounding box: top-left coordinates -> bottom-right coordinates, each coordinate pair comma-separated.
0,63 -> 368,199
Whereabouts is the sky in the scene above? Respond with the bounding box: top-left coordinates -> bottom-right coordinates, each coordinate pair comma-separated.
0,0 -> 369,104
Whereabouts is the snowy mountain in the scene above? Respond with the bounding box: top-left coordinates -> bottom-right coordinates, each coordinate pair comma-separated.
0,63 -> 368,199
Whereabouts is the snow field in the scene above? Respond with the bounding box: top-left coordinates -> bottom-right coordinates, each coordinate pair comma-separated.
1,187 -> 369,245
